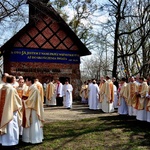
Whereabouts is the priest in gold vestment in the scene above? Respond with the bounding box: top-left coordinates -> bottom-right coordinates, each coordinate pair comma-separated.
45,79 -> 56,106
80,81 -> 88,104
135,77 -> 148,121
99,77 -> 105,109
101,76 -> 114,113
34,78 -> 44,103
22,77 -> 44,144
124,77 -> 138,116
0,75 -> 22,146
16,78 -> 29,136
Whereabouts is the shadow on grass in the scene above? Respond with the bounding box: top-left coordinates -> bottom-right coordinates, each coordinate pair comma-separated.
0,140 -> 44,150
42,115 -> 150,150
97,115 -> 150,149
2,115 -> 149,150
70,102 -> 105,114
1,102 -> 150,150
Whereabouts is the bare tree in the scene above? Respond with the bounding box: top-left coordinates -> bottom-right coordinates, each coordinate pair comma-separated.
48,0 -> 98,49
99,0 -> 150,78
81,31 -> 113,81
0,0 -> 28,45
117,0 -> 150,77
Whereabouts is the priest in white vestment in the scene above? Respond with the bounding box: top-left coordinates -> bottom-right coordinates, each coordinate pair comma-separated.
63,79 -> 73,109
89,80 -> 100,110
88,80 -> 93,106
113,84 -> 118,109
22,77 -> 44,144
0,75 -> 22,146
101,76 -> 114,113
46,79 -> 56,106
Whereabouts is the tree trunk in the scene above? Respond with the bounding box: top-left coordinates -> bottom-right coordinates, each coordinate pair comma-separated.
112,19 -> 120,78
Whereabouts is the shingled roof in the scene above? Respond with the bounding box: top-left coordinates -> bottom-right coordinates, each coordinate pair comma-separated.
0,0 -> 91,57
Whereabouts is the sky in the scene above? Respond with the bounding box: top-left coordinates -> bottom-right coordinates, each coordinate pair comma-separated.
0,1 -> 28,46
0,0 -> 109,46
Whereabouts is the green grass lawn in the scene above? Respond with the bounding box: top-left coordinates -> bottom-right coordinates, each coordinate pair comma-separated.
1,115 -> 150,150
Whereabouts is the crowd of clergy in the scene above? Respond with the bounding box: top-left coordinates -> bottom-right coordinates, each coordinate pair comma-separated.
1,72 -> 150,147
80,75 -> 150,122
0,73 -> 73,147
43,78 -> 73,109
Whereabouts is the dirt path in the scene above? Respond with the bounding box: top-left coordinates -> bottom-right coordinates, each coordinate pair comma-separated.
44,102 -> 118,122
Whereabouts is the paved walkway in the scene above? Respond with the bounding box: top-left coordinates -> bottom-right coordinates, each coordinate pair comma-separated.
44,102 -> 118,122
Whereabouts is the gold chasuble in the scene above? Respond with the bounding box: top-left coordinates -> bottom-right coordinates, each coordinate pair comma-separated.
46,82 -> 55,101
101,79 -> 114,113
16,88 -> 23,99
118,82 -> 127,105
105,80 -> 114,103
99,82 -> 105,102
0,84 -> 22,135
146,86 -> 150,111
125,82 -> 137,108
99,82 -> 104,102
80,84 -> 88,99
16,84 -> 29,128
136,82 -> 148,110
99,83 -> 104,89
23,85 -> 44,128
22,84 -> 29,100
34,82 -> 44,103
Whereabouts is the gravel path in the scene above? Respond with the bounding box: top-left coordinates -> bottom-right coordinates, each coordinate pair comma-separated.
44,102 -> 118,122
